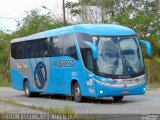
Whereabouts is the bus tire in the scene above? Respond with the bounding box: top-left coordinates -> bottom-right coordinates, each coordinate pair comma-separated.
24,81 -> 34,97
113,96 -> 124,102
73,82 -> 83,103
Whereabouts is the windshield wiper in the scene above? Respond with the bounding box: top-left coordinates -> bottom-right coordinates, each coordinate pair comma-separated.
97,71 -> 115,78
119,51 -> 136,74
97,72 -> 107,75
117,41 -> 135,74
124,58 -> 136,73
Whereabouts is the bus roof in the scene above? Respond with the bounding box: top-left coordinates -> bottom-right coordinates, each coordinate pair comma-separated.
11,24 -> 136,43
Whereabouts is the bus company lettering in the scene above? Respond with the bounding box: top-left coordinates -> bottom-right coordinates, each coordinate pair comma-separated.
16,63 -> 28,69
53,60 -> 75,68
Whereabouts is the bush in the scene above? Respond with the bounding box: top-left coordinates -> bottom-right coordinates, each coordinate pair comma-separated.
145,58 -> 160,86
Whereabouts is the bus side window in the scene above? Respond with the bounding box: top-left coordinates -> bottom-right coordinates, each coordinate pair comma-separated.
11,43 -> 17,59
49,36 -> 63,56
11,42 -> 29,59
39,38 -> 49,57
81,47 -> 94,72
86,49 -> 94,71
62,34 -> 78,60
29,41 -> 38,58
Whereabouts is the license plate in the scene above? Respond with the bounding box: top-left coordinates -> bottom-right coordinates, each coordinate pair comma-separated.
122,90 -> 129,94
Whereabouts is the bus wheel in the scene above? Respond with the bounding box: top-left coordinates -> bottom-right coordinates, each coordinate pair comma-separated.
24,81 -> 33,97
113,96 -> 124,102
73,82 -> 83,102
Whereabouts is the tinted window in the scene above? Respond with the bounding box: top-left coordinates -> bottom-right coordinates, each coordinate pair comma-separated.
19,42 -> 29,59
11,43 -> 19,59
11,38 -> 49,59
28,38 -> 48,58
28,40 -> 38,58
11,34 -> 78,60
76,33 -> 94,71
62,34 -> 78,60
49,36 -> 63,56
39,39 -> 49,57
49,34 -> 78,60
76,33 -> 91,48
11,42 -> 29,59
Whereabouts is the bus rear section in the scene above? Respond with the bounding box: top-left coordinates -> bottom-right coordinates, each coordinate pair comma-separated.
10,33 -> 81,98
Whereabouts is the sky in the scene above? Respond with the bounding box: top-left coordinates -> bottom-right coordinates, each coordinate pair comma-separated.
0,0 -> 77,32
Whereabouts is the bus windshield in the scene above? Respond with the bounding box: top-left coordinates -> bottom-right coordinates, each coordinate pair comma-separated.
93,36 -> 144,76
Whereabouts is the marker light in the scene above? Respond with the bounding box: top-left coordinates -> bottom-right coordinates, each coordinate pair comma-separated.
100,90 -> 103,94
143,88 -> 146,91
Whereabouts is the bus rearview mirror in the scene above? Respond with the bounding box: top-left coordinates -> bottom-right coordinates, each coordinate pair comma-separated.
139,40 -> 152,57
84,41 -> 98,60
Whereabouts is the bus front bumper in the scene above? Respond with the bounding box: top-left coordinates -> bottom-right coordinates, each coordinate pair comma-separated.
95,82 -> 146,98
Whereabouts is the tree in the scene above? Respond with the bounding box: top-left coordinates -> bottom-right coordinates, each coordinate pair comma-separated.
14,9 -> 65,37
0,9 -> 69,85
0,30 -> 12,84
66,0 -> 160,56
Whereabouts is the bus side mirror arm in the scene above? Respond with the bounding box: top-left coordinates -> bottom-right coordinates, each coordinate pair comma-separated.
84,41 -> 98,60
139,40 -> 152,57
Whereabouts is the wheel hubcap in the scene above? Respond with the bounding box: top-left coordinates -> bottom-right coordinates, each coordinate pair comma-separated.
25,83 -> 29,95
75,87 -> 80,97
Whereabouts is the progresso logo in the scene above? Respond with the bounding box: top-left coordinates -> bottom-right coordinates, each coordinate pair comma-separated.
53,60 -> 75,68
34,62 -> 47,89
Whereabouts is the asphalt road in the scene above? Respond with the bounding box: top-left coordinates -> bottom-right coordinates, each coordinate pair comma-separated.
0,87 -> 160,116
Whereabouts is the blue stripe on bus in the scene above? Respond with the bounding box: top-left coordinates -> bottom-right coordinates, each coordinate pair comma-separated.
34,58 -> 38,64
41,58 -> 44,63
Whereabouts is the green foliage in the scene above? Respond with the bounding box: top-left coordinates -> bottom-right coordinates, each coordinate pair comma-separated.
65,2 -> 81,16
66,0 -> 160,57
0,9 -> 66,85
145,58 -> 160,85
14,9 -> 65,37
0,31 -> 12,85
